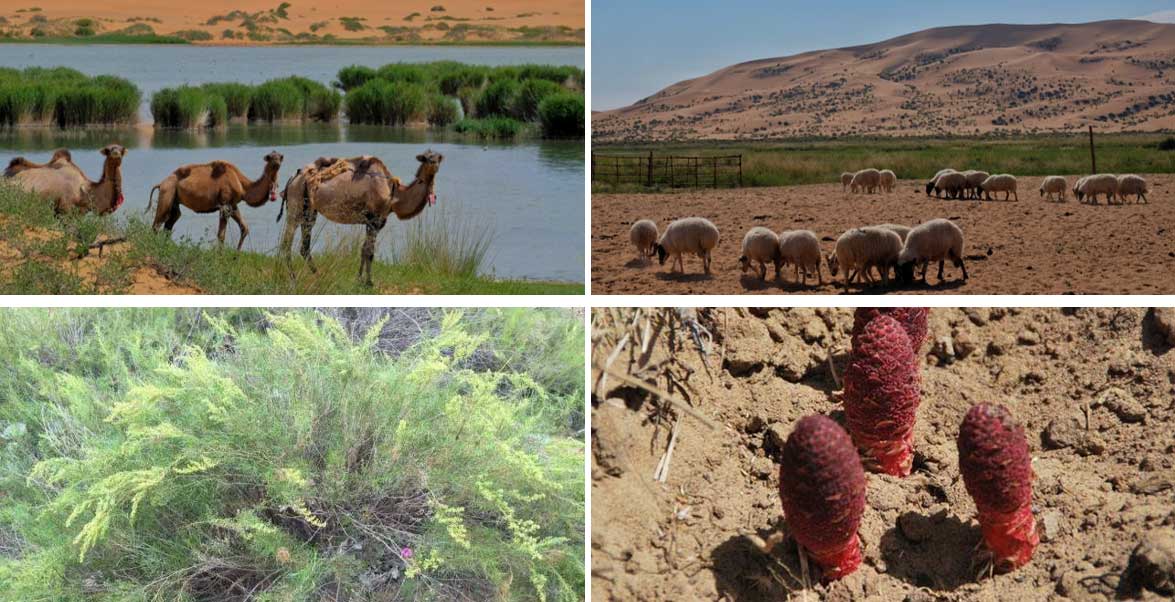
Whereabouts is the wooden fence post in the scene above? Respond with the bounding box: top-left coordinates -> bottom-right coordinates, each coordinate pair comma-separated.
646,151 -> 653,187
738,155 -> 743,187
1088,125 -> 1096,174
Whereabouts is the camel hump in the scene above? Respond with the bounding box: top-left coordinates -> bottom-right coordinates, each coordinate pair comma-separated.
210,161 -> 229,179
7,157 -> 28,169
313,157 -> 338,169
51,148 -> 72,163
174,166 -> 193,180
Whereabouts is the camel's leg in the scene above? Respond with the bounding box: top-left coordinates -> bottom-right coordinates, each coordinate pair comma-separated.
152,187 -> 174,231
360,214 -> 387,287
163,201 -> 182,232
300,212 -> 318,273
217,205 -> 230,246
229,206 -> 249,251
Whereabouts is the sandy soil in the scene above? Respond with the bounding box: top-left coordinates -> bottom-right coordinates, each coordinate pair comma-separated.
2,0 -> 582,44
594,20 -> 1175,141
591,174 -> 1175,295
590,307 -> 1175,601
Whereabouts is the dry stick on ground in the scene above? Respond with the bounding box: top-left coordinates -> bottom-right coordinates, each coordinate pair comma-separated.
87,236 -> 127,257
600,368 -> 719,431
653,416 -> 682,482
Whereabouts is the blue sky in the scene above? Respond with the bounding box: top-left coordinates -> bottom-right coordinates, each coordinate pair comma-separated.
591,1 -> 1175,110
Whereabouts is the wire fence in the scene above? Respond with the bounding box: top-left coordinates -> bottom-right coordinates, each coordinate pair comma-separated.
591,153 -> 743,188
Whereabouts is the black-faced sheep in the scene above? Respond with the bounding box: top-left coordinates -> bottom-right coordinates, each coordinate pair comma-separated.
1075,174 -> 1118,204
738,226 -> 782,281
777,229 -> 823,285
850,168 -> 882,194
826,227 -> 903,290
654,217 -> 720,275
630,219 -> 659,259
896,218 -> 967,285
980,174 -> 1018,201
1039,176 -> 1067,202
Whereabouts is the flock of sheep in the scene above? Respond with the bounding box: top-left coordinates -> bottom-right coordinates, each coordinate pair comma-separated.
840,167 -> 1151,204
628,216 -> 967,291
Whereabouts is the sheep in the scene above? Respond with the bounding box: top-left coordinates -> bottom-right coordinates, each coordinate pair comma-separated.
777,229 -> 823,285
826,226 -> 903,290
840,172 -> 854,192
962,170 -> 990,200
896,218 -> 967,285
1073,176 -> 1088,203
738,227 -> 782,281
1116,174 -> 1148,204
1039,176 -> 1068,202
879,169 -> 897,193
980,174 -> 1019,201
925,168 -> 958,197
932,171 -> 969,200
1075,174 -> 1118,205
654,217 -> 720,275
850,168 -> 882,194
629,219 -> 659,259
872,223 -> 911,242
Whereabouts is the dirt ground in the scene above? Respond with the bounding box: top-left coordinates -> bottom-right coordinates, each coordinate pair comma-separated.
590,307 -> 1175,601
590,175 -> 1175,295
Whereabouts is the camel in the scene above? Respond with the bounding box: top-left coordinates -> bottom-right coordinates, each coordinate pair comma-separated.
3,145 -> 126,215
278,150 -> 444,286
147,151 -> 284,250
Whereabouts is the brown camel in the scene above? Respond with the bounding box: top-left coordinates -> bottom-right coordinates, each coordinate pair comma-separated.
147,151 -> 284,250
4,145 -> 126,215
278,150 -> 444,286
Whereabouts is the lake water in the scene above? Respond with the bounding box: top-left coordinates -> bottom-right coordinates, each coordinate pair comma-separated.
0,45 -> 585,283
0,44 -> 585,123
0,126 -> 585,283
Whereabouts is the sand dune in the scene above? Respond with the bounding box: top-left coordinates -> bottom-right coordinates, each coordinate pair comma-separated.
595,20 -> 1175,141
1,0 -> 583,44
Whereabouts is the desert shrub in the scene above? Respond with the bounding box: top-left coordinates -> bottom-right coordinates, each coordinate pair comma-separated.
427,93 -> 460,126
512,78 -> 562,121
339,16 -> 366,31
538,92 -> 584,138
475,79 -> 519,118
0,309 -> 584,601
173,29 -> 213,41
73,24 -> 95,37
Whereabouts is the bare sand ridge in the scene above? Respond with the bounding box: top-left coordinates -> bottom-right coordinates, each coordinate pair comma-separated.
591,174 -> 1175,295
1,0 -> 583,44
591,307 -> 1175,600
595,20 -> 1175,141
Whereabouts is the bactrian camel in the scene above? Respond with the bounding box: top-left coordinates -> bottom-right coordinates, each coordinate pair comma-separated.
3,145 -> 127,214
278,150 -> 444,286
147,151 -> 284,250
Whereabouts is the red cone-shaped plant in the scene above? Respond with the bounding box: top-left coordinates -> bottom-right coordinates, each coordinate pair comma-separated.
958,403 -> 1039,571
778,415 -> 866,581
852,307 -> 930,352
843,314 -> 921,476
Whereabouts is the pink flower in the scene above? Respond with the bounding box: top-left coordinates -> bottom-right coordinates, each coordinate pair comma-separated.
401,547 -> 414,560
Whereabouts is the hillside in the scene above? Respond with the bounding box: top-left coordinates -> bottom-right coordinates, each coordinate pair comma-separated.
593,20 -> 1175,141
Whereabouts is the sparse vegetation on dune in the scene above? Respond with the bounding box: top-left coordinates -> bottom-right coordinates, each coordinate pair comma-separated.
0,67 -> 140,127
0,183 -> 581,295
0,306 -> 585,600
593,134 -> 1175,191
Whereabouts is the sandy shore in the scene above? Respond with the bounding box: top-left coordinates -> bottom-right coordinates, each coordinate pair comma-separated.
591,174 -> 1175,295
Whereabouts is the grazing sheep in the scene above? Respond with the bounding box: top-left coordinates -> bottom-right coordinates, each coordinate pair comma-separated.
1116,174 -> 1148,203
1073,176 -> 1088,202
896,218 -> 967,285
1075,174 -> 1118,204
826,227 -> 903,290
777,229 -> 823,285
1039,176 -> 1068,202
932,171 -> 969,200
980,174 -> 1019,201
879,169 -> 897,193
872,223 -> 911,242
738,227 -> 782,281
629,219 -> 659,259
925,168 -> 958,197
850,168 -> 882,194
962,170 -> 990,200
654,217 -> 720,275
841,172 -> 854,192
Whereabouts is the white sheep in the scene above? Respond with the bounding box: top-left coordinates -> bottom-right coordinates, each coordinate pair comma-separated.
932,171 -> 969,200
840,172 -> 854,192
1073,176 -> 1088,203
962,170 -> 990,200
980,174 -> 1019,201
826,227 -> 903,290
1116,174 -> 1148,203
925,168 -> 958,197
896,218 -> 967,284
1075,174 -> 1118,205
777,229 -> 823,285
1039,176 -> 1068,202
879,169 -> 897,193
629,219 -> 659,259
654,217 -> 720,274
872,223 -> 911,242
738,226 -> 782,281
850,168 -> 882,194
